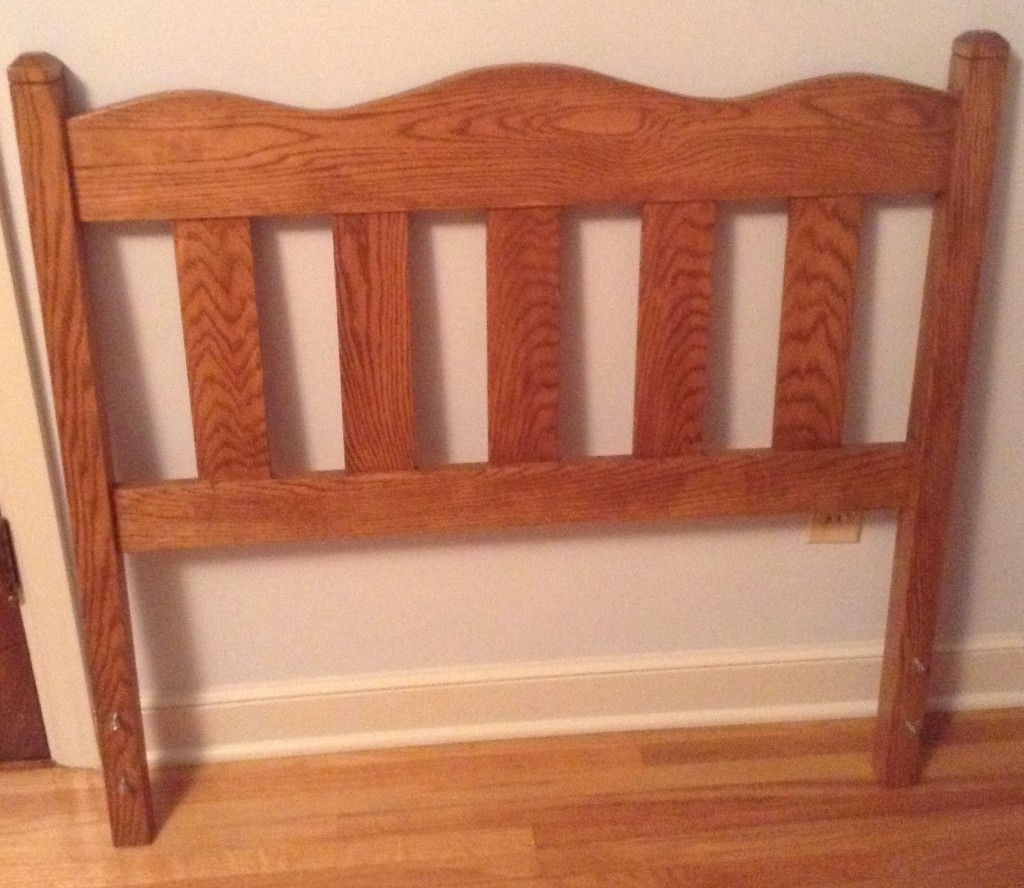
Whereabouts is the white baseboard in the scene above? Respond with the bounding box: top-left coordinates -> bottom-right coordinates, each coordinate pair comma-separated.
141,636 -> 1024,766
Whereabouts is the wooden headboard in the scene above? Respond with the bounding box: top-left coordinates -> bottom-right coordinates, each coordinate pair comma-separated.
9,32 -> 1008,845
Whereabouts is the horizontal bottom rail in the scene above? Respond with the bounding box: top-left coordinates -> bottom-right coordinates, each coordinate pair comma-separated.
114,444 -> 913,552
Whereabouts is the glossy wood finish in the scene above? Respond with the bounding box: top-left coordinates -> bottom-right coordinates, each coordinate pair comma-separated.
773,196 -> 862,450
8,33 -> 1008,844
487,208 -> 561,464
114,445 -> 912,552
65,71 -> 956,220
174,217 -> 271,480
633,201 -> 715,456
2,710 -> 1022,886
334,213 -> 416,472
8,53 -> 154,845
874,31 -> 1010,787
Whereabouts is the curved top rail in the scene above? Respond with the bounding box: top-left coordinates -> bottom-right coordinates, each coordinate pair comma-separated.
62,63 -> 957,220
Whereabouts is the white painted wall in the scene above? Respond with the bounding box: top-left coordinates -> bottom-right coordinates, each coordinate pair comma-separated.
1,1 -> 1021,752
0,193 -> 99,766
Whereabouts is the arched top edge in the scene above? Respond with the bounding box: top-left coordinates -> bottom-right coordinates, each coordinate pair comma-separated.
8,52 -> 64,85
953,31 -> 1010,60
67,63 -> 955,127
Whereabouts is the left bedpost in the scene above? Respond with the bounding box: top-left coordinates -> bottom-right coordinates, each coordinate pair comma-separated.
9,54 -> 155,846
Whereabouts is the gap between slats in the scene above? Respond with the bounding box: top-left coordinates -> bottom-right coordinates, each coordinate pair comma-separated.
173,218 -> 271,481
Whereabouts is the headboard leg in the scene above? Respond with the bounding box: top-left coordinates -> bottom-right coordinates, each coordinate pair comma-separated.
874,506 -> 938,785
873,31 -> 1009,787
9,53 -> 156,845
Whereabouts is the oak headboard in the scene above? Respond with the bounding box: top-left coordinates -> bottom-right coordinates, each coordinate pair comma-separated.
9,31 -> 1007,845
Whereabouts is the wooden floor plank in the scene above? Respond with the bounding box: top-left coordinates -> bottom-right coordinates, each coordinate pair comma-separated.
2,710 -> 1022,887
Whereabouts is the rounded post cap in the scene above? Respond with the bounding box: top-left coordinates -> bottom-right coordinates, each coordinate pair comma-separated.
953,31 -> 1010,61
8,53 -> 64,85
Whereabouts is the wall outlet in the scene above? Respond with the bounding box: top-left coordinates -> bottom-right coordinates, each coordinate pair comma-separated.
807,511 -> 863,543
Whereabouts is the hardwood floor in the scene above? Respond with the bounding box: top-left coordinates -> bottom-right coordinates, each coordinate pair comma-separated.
3,710 -> 1022,887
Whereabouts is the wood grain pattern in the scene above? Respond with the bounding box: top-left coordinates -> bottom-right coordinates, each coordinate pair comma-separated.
174,218 -> 271,481
874,31 -> 1009,787
65,71 -> 956,221
487,208 -> 561,464
334,213 -> 416,472
113,445 -> 912,552
9,34 -> 1009,847
2,710 -> 1022,886
633,202 -> 715,456
773,196 -> 863,449
7,53 -> 154,845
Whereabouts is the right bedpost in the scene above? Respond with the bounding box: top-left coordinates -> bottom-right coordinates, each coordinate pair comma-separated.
873,31 -> 1009,786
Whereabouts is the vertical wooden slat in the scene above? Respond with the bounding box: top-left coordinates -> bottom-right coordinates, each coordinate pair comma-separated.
8,54 -> 154,845
874,32 -> 1009,786
334,213 -> 415,472
772,195 -> 863,450
487,208 -> 561,464
174,218 -> 271,480
633,201 -> 715,457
